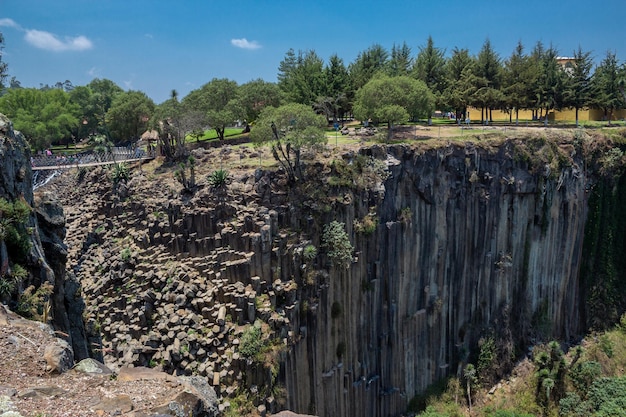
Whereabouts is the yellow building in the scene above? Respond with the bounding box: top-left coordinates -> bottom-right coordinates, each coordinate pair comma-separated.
465,107 -> 626,123
462,56 -> 626,123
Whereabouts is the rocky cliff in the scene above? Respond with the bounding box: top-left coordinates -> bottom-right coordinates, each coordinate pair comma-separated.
0,113 -> 89,361
284,138 -> 587,417
41,127 -> 625,417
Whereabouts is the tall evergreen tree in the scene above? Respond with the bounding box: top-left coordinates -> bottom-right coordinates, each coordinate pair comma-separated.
591,51 -> 625,125
277,49 -> 325,105
538,45 -> 566,125
413,36 -> 447,116
502,41 -> 535,125
277,48 -> 297,96
528,42 -> 566,124
348,44 -> 389,91
318,54 -> 351,123
564,46 -> 594,127
528,41 -> 546,119
387,42 -> 413,77
442,47 -> 475,121
473,38 -> 503,123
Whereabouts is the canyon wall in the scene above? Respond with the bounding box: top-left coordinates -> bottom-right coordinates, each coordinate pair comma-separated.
0,113 -> 89,360
52,132 -> 610,417
281,141 -> 588,416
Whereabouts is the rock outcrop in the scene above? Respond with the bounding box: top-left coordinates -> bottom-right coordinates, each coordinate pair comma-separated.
42,129 -> 622,416
0,304 -> 219,416
0,113 -> 89,362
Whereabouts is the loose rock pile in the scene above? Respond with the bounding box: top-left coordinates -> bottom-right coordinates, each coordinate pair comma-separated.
0,304 -> 219,416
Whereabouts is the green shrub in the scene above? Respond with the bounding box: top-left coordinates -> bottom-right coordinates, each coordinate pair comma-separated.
599,147 -> 624,177
239,320 -> 264,358
599,334 -> 614,358
322,221 -> 353,268
559,391 -> 592,416
10,263 -> 28,281
327,155 -> 390,190
569,360 -> 602,396
477,335 -> 497,384
0,198 -> 32,262
565,371 -> 626,415
487,411 -> 534,417
0,275 -> 17,298
17,282 -> 53,321
174,156 -> 196,191
120,247 -> 132,262
399,207 -> 412,224
0,197 -> 30,224
619,313 -> 626,333
353,211 -> 378,235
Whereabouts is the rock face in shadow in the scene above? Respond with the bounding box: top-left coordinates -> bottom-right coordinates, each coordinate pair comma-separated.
0,113 -> 89,361
283,141 -> 588,417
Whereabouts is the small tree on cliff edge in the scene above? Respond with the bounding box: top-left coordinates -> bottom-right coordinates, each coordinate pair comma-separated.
250,103 -> 327,184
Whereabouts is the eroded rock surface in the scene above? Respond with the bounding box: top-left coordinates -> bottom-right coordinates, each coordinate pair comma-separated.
35,129 -> 619,416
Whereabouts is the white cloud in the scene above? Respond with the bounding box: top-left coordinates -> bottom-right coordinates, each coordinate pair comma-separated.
25,29 -> 93,52
0,18 -> 21,29
231,38 -> 261,50
0,18 -> 93,52
88,67 -> 101,77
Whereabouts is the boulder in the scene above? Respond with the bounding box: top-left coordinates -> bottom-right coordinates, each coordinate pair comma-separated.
146,375 -> 218,417
178,376 -> 218,416
73,358 -> 113,375
43,338 -> 74,373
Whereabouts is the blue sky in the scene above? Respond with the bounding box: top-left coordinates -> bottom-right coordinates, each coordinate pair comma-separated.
1,0 -> 624,104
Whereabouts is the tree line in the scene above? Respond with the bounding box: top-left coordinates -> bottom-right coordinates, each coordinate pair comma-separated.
1,32 -> 625,153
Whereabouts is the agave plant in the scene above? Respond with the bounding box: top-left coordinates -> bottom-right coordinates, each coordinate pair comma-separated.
207,169 -> 230,189
111,163 -> 130,184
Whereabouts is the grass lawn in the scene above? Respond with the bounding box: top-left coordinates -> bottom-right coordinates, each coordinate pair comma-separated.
48,142 -> 90,155
186,127 -> 246,143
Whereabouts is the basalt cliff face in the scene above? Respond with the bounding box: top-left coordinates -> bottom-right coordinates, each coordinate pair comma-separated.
41,129 -> 623,417
0,114 -> 89,360
285,141 -> 587,417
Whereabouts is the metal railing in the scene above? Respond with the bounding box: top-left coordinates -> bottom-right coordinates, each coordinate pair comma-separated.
31,148 -> 156,170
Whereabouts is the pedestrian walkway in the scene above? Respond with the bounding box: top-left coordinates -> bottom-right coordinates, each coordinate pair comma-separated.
31,149 -> 156,171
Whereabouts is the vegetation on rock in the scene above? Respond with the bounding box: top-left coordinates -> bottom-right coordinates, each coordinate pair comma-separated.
321,220 -> 353,268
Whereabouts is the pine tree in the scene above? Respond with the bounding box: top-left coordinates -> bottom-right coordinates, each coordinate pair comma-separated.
564,46 -> 594,127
